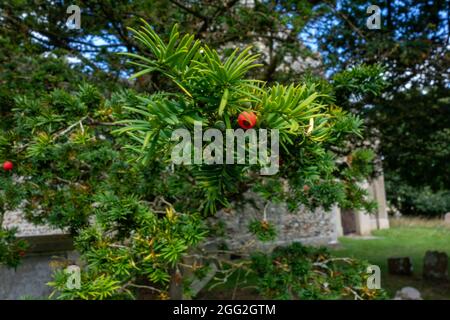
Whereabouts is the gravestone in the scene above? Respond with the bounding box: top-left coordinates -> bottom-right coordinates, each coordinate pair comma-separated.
387,257 -> 413,276
444,212 -> 450,224
423,251 -> 448,281
394,287 -> 422,300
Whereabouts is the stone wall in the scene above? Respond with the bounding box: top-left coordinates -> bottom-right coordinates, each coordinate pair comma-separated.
0,208 -> 74,300
208,191 -> 340,253
0,251 -> 77,300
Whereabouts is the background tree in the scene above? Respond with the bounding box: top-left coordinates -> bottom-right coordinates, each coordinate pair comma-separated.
1,1 -> 330,86
313,0 -> 450,215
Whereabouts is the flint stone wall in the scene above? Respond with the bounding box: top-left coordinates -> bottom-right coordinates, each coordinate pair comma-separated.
208,191 -> 340,253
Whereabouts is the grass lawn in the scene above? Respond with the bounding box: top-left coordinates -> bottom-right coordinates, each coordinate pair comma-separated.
331,218 -> 450,299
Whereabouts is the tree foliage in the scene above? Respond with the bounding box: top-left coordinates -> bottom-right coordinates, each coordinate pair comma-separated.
314,0 -> 450,215
251,243 -> 387,300
0,1 -> 397,300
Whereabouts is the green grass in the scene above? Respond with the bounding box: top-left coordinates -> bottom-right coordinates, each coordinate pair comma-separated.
331,225 -> 450,299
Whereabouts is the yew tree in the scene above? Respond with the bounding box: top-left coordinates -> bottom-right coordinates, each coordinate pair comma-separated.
1,21 -> 382,299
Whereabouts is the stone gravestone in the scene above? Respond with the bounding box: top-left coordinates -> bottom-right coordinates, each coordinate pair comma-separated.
387,257 -> 413,276
394,287 -> 422,300
423,251 -> 448,281
444,212 -> 450,224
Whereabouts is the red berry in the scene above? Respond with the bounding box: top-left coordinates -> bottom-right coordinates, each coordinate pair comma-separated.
19,251 -> 26,257
303,185 -> 310,192
237,111 -> 257,129
3,161 -> 13,171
